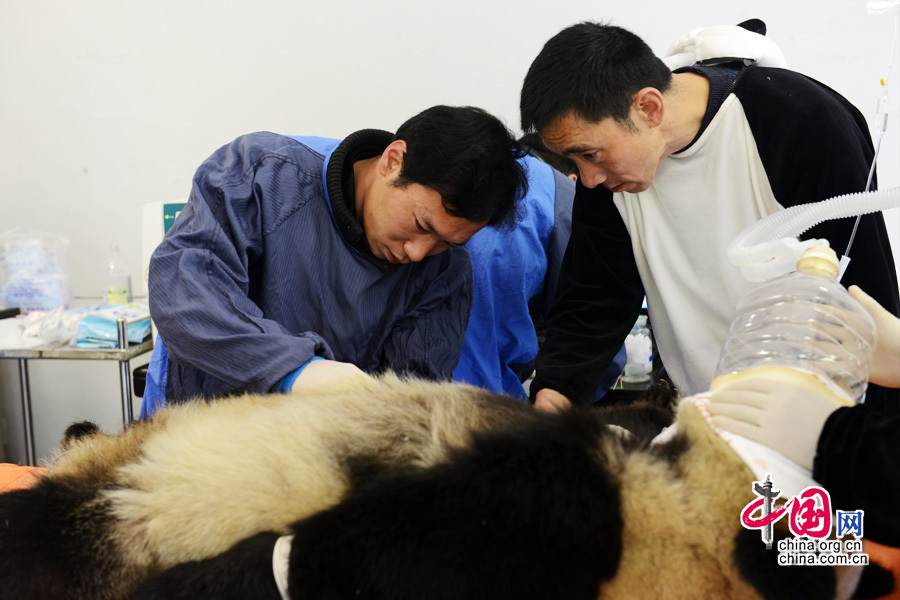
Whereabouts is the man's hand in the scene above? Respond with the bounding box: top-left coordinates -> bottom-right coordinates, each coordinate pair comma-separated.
290,359 -> 372,394
534,388 -> 572,413
849,285 -> 900,389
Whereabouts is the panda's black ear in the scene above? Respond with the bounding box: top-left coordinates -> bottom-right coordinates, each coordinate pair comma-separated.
62,421 -> 101,450
737,19 -> 767,36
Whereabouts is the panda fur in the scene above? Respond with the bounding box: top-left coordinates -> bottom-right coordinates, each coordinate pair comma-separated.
0,374 -> 873,599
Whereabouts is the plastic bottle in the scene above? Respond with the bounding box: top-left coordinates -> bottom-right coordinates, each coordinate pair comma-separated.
104,243 -> 132,305
622,315 -> 653,384
713,246 -> 876,404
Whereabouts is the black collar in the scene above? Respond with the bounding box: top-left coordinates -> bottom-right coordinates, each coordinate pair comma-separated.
326,129 -> 399,272
673,63 -> 742,154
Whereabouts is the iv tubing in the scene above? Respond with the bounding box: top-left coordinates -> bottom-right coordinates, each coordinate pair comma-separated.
845,6 -> 898,258
844,139 -> 884,256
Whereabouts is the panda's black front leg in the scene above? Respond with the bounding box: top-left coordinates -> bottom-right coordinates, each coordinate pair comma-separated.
282,420 -> 623,600
132,531 -> 282,600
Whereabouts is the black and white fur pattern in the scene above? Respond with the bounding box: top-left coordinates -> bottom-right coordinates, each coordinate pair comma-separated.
0,375 -> 883,599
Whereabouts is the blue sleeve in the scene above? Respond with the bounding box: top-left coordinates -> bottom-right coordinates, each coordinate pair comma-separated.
138,335 -> 168,420
536,168 -> 575,322
453,156 -> 562,398
452,227 -> 510,396
381,247 -> 473,381
148,134 -> 333,395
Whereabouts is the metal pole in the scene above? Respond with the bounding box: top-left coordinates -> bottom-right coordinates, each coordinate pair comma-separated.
117,318 -> 133,426
18,359 -> 35,466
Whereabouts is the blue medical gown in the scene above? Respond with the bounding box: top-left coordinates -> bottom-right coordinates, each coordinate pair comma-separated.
453,156 -> 624,400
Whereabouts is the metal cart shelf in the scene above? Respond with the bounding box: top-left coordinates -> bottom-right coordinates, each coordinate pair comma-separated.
0,319 -> 153,465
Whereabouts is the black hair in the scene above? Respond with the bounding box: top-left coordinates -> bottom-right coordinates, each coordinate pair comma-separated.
393,105 -> 527,230
520,22 -> 672,133
517,133 -> 578,177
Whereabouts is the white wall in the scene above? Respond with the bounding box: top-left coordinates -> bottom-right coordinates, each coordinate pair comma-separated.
1,0 -> 898,464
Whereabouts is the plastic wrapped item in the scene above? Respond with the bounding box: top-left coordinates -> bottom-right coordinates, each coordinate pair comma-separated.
21,306 -> 92,347
0,229 -> 72,313
622,315 -> 653,383
76,302 -> 151,348
713,246 -> 876,403
0,305 -> 97,350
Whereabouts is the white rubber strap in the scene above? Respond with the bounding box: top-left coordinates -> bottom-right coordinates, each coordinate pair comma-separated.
272,534 -> 294,600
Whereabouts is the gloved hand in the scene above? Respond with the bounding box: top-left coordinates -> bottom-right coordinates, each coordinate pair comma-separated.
289,359 -> 372,394
707,377 -> 841,470
849,285 -> 900,389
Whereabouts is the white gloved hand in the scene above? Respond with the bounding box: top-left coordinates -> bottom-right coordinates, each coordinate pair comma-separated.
707,377 -> 840,470
289,359 -> 371,394
849,285 -> 900,389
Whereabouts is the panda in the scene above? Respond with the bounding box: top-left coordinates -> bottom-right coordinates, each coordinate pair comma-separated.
0,374 -> 882,600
